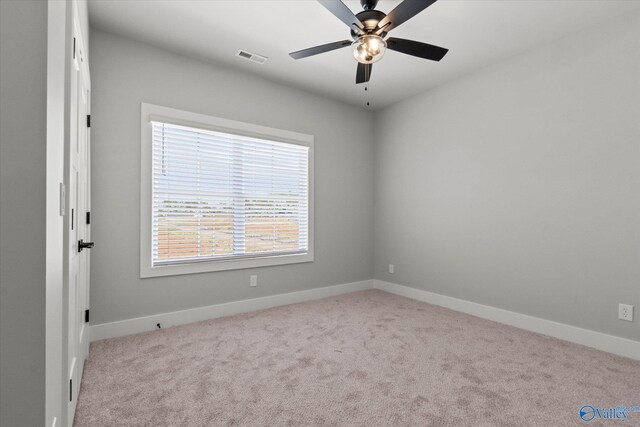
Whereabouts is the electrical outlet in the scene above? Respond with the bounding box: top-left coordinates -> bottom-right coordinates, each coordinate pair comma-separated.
389,264 -> 394,274
618,304 -> 633,322
250,275 -> 258,287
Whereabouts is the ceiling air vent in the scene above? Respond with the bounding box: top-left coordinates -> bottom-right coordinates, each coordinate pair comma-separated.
236,50 -> 268,65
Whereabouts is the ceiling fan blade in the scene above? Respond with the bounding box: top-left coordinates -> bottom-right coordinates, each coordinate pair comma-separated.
318,0 -> 364,32
289,40 -> 352,60
356,63 -> 372,84
378,0 -> 438,33
386,37 -> 448,61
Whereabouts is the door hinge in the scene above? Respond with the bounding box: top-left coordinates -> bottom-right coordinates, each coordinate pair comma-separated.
69,379 -> 73,402
73,37 -> 76,59
86,211 -> 91,225
86,114 -> 91,128
85,309 -> 90,323
59,183 -> 65,216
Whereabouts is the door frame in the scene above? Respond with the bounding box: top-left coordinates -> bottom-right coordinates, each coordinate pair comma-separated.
45,1 -> 69,427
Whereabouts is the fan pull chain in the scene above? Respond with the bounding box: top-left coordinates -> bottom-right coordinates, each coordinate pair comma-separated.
365,84 -> 370,108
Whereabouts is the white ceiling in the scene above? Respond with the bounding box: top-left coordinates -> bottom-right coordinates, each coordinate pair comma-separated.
88,0 -> 640,110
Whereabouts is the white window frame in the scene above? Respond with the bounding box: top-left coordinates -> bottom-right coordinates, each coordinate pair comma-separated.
140,103 -> 314,278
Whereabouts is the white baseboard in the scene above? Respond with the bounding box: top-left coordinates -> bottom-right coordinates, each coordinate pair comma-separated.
89,280 -> 373,342
90,278 -> 639,361
374,279 -> 640,361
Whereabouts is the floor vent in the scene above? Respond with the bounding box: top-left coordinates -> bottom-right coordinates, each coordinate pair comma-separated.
236,50 -> 268,64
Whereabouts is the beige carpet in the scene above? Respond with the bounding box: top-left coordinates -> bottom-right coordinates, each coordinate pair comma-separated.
75,290 -> 640,426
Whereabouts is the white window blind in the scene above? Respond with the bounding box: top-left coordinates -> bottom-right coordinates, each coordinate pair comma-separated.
151,121 -> 310,267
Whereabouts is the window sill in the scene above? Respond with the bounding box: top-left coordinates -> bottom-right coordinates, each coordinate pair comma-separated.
140,252 -> 313,278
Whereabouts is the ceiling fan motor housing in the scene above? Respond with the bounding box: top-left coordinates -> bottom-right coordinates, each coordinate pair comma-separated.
360,0 -> 379,10
350,9 -> 387,39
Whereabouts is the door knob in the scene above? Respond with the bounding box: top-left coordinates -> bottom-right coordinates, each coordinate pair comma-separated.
78,239 -> 94,253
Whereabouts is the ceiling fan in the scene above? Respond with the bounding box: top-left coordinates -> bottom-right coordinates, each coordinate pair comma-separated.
289,0 -> 449,84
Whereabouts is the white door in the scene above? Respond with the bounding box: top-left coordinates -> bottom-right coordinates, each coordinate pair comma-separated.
67,18 -> 91,425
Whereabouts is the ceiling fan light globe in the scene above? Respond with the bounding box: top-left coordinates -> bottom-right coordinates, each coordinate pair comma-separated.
352,35 -> 386,64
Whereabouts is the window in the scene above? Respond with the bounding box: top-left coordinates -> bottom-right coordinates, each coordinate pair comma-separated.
140,103 -> 313,277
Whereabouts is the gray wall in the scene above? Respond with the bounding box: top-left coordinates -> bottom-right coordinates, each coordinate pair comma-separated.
89,30 -> 374,325
374,12 -> 640,341
0,0 -> 48,425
